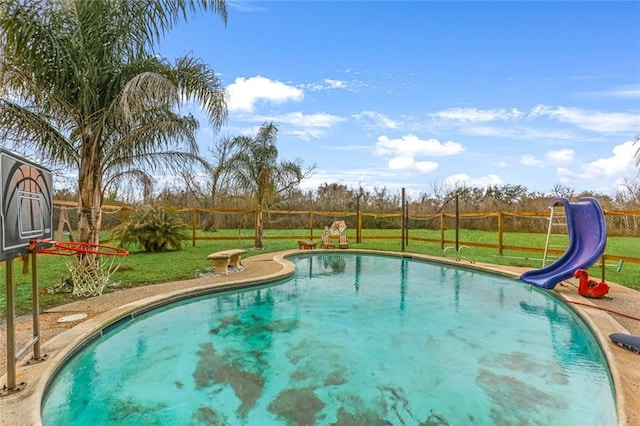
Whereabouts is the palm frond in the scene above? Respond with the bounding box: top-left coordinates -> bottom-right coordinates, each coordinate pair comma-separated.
103,168 -> 154,199
119,70 -> 181,123
173,55 -> 227,129
0,99 -> 78,166
102,112 -> 199,167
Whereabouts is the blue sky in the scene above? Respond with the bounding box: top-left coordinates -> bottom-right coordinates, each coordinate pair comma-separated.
160,1 -> 640,198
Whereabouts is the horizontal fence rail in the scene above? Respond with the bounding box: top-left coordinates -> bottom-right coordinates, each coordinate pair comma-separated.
50,201 -> 640,269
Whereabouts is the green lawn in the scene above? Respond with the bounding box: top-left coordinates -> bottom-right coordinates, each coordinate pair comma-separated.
1,228 -> 638,319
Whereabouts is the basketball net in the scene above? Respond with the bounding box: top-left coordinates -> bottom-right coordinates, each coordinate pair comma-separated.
30,240 -> 128,297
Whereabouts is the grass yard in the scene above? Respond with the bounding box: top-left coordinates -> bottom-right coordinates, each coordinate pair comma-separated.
1,228 -> 639,319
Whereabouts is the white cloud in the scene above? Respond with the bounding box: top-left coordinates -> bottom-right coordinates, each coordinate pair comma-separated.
298,167 -> 395,191
429,105 -> 638,140
227,76 -> 303,112
545,149 -> 574,165
530,105 -> 640,133
555,167 -> 574,184
327,144 -> 372,152
557,141 -> 637,184
276,111 -> 344,128
521,149 -> 574,168
443,173 -> 503,188
430,107 -> 525,122
286,128 -> 327,141
302,78 -> 363,92
353,111 -> 399,129
578,85 -> 640,99
602,87 -> 640,99
321,79 -> 347,89
584,141 -> 636,177
373,135 -> 463,175
374,135 -> 465,157
520,154 -> 545,168
464,125 -> 577,140
388,156 -> 438,174
244,111 -> 345,141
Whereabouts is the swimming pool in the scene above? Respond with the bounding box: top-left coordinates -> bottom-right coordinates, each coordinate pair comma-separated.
41,253 -> 616,425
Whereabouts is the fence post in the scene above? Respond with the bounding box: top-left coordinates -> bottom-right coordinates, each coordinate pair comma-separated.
455,194 -> 459,251
498,211 -> 504,255
356,195 -> 362,243
401,188 -> 406,252
405,201 -> 409,247
192,209 -> 197,247
440,213 -> 445,249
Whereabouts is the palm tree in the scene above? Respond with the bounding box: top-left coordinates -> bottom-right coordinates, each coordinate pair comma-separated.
231,122 -> 314,249
0,0 -> 228,245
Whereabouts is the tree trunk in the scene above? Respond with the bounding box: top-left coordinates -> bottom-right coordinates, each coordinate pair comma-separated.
255,205 -> 264,249
77,152 -> 103,245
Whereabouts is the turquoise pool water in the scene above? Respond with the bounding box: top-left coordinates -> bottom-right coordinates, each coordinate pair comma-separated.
42,253 -> 616,425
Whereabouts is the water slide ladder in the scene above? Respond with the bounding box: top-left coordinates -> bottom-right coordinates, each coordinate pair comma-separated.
542,203 -> 569,267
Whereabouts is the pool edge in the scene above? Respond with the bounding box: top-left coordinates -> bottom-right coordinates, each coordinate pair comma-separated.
0,249 -> 633,425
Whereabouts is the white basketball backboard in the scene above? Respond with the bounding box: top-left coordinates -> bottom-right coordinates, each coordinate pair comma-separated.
0,149 -> 53,261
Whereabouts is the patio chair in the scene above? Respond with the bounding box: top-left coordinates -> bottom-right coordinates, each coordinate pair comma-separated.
339,234 -> 349,249
321,227 -> 335,249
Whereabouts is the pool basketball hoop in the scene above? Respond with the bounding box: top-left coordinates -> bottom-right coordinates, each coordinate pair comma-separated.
30,240 -> 129,297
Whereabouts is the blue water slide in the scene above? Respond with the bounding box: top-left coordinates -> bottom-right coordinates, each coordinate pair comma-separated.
519,197 -> 606,290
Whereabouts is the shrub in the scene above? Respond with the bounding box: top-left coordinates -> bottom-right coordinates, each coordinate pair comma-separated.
112,205 -> 189,252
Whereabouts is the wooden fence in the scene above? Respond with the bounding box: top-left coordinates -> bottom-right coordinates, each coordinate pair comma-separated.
53,201 -> 640,268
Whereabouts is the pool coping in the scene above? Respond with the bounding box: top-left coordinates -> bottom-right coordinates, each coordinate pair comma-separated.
1,249 -> 637,425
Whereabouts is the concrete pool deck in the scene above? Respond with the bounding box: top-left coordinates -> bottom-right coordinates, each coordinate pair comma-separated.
1,249 -> 639,425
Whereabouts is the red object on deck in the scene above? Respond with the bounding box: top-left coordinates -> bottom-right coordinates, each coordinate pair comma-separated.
574,269 -> 610,299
